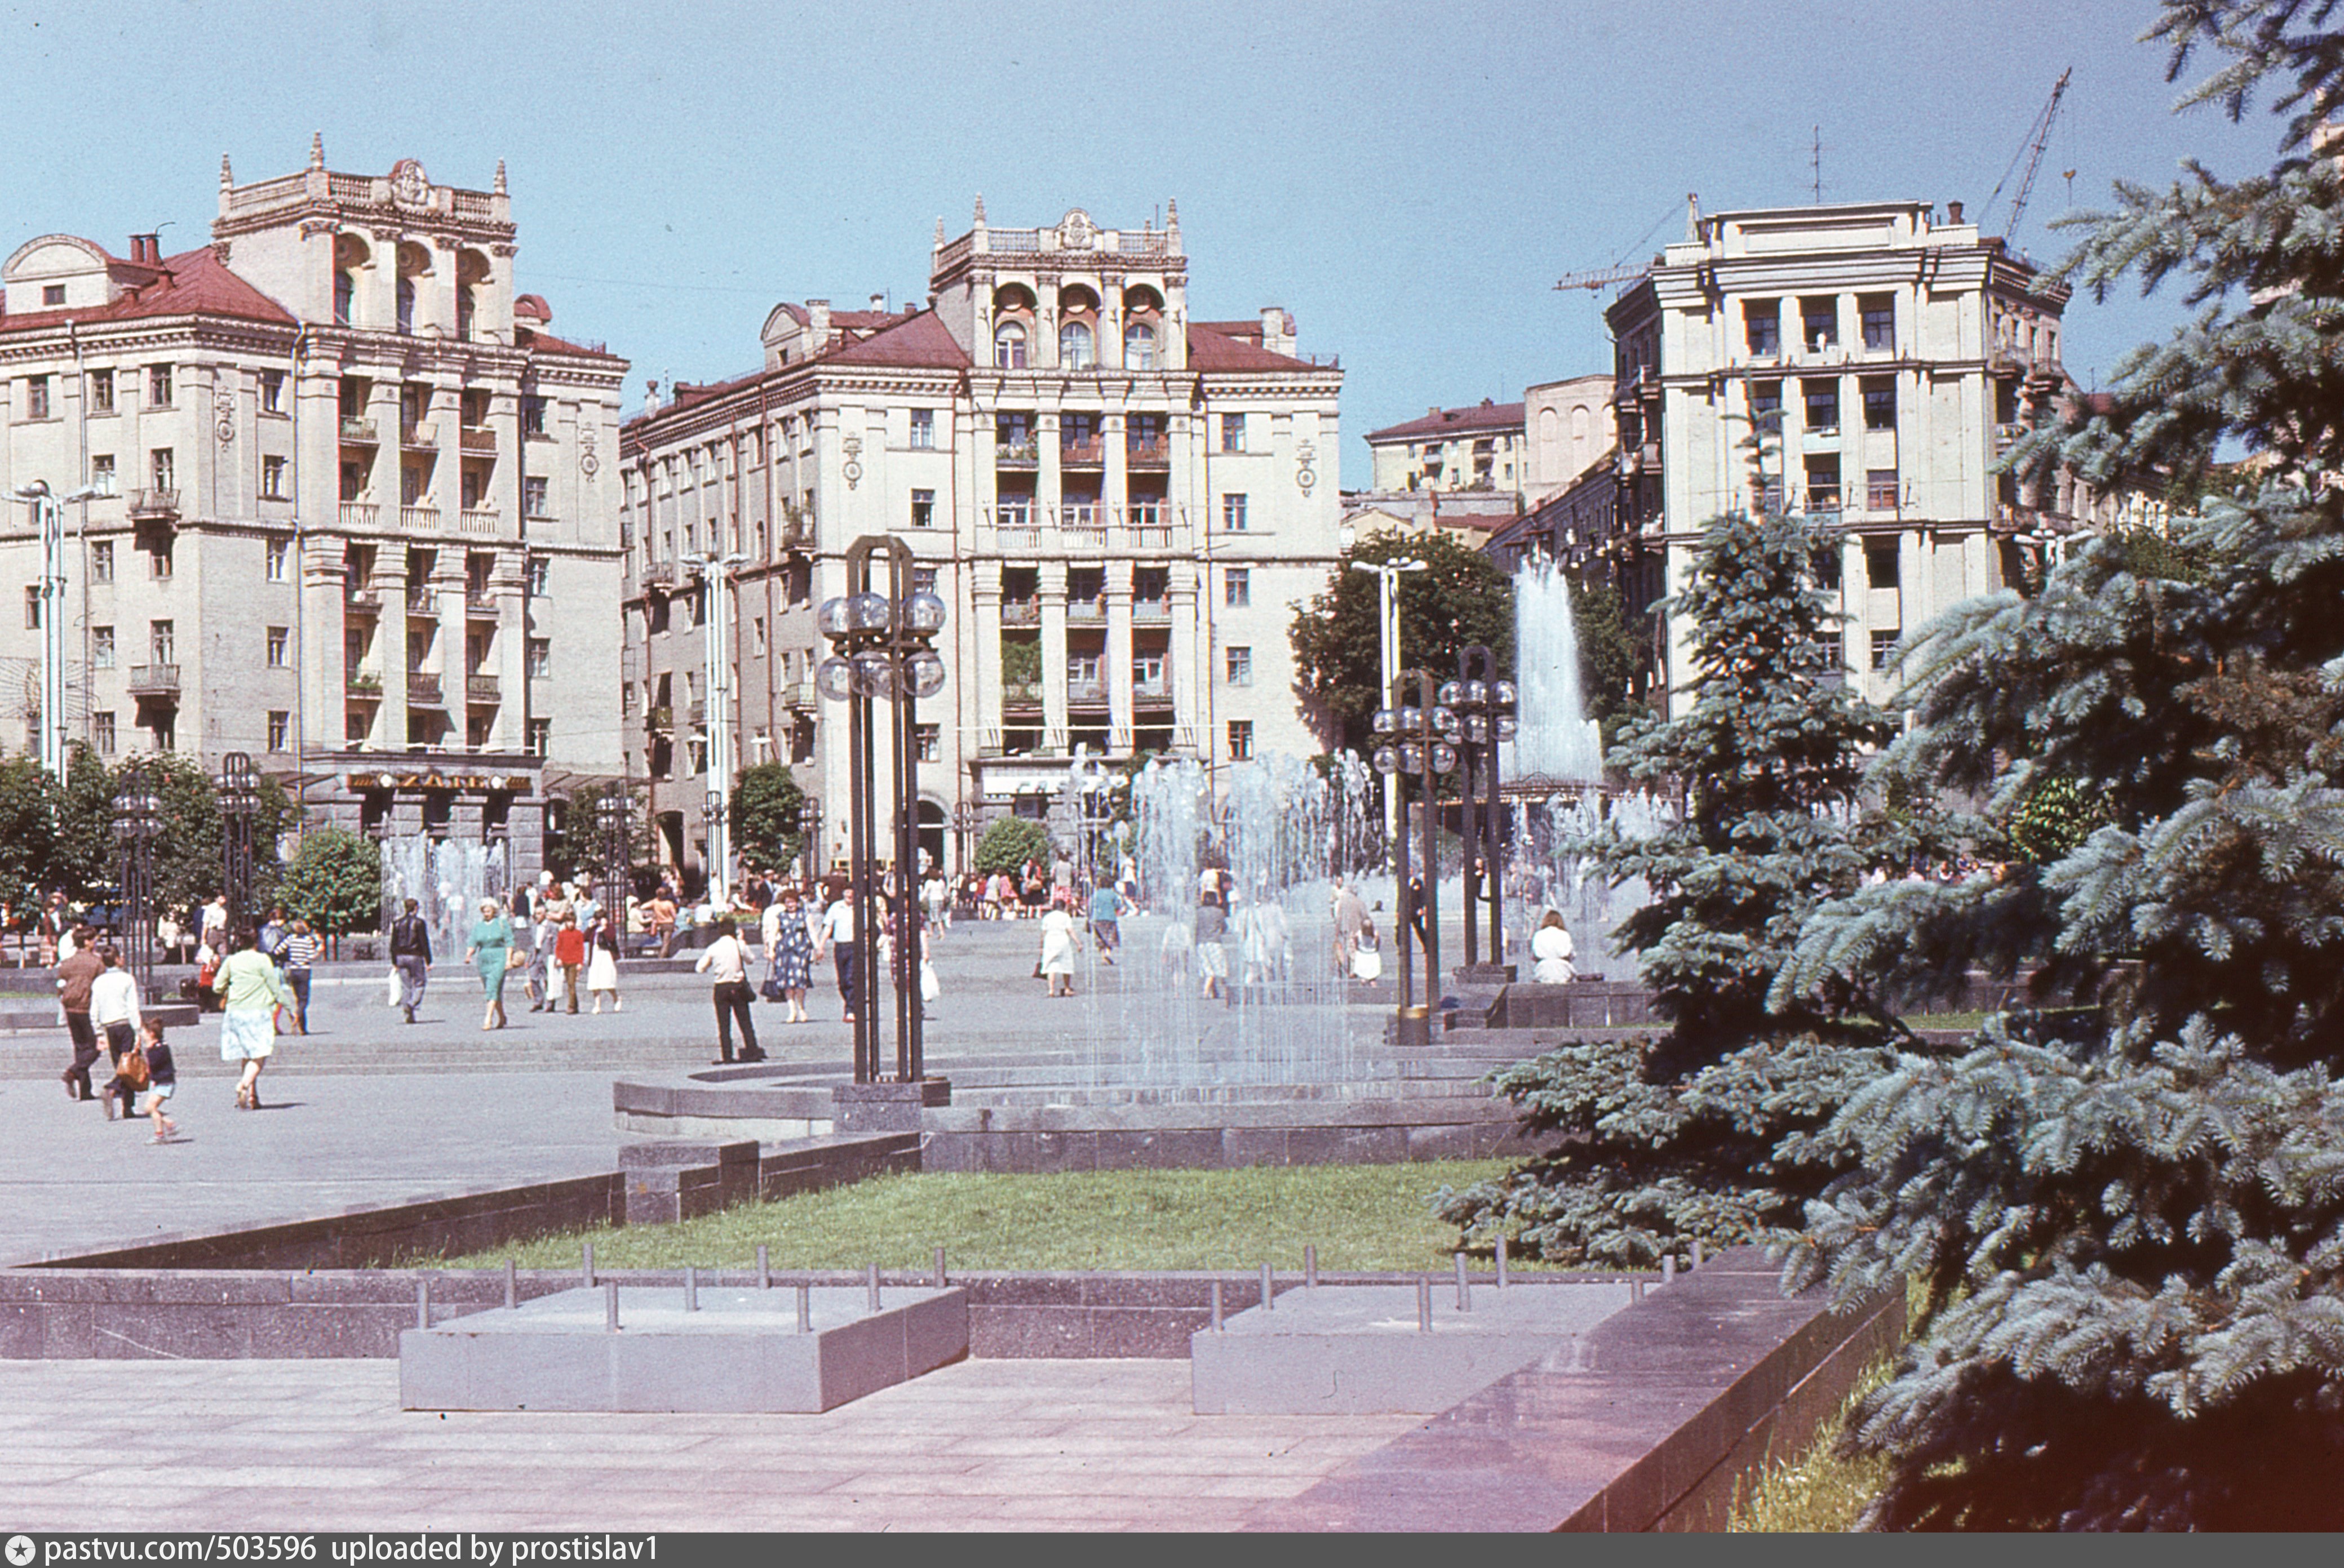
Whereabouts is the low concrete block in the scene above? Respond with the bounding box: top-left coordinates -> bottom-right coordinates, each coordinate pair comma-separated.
1193,1281 -> 1634,1415
400,1283 -> 968,1412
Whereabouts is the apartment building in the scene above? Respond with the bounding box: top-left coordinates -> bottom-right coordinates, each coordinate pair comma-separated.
1364,399 -> 1527,500
0,139 -> 627,870
1603,198 -> 2084,712
619,202 -> 1344,881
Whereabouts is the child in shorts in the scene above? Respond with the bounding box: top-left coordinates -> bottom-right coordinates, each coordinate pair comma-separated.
137,1019 -> 178,1143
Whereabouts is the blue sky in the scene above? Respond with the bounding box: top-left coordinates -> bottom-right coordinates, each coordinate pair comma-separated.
2,1 -> 2281,485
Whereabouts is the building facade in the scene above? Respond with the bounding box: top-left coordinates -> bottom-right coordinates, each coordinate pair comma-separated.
1363,398 -> 1527,501
1521,373 -> 1615,503
0,138 -> 628,871
1603,198 -> 2079,712
619,203 -> 1344,882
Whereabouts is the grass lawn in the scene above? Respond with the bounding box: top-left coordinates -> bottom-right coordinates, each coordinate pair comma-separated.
428,1160 -> 1534,1273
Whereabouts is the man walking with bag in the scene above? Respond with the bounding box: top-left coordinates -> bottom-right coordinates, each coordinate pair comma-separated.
388,898 -> 432,1024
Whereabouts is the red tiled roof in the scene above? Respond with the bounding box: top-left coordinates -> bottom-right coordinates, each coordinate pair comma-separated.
1366,401 -> 1525,443
516,325 -> 623,362
823,309 -> 971,368
0,245 -> 296,334
1186,323 -> 1313,372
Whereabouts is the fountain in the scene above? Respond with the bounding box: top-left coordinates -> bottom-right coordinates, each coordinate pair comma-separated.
379,834 -> 512,961
1505,556 -> 1605,789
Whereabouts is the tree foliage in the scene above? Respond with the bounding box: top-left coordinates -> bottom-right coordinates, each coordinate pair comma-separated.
1439,509 -> 1917,1265
1773,3 -> 2344,1526
0,755 -> 58,913
276,826 -> 383,937
972,817 -> 1051,877
729,763 -> 806,872
1288,527 -> 1515,753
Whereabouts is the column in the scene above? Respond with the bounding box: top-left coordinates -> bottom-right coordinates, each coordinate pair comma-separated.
970,559 -> 1002,766
1039,558 -> 1068,754
1167,562 -> 1199,754
1104,557 -> 1134,753
495,546 -> 526,753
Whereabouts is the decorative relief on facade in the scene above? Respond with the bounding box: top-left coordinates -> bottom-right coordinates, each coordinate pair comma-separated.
841,436 -> 863,490
490,243 -> 517,258
1295,441 -> 1317,494
215,391 -> 237,446
212,241 -> 232,265
389,159 -> 431,208
578,430 -> 600,478
297,220 -> 336,239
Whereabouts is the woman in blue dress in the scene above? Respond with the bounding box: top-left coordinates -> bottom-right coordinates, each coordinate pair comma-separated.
768,886 -> 816,1023
465,897 -> 515,1030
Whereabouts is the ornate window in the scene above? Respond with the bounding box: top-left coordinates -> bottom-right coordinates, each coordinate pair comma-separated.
994,322 -> 1027,370
1124,322 -> 1157,371
1059,321 -> 1095,371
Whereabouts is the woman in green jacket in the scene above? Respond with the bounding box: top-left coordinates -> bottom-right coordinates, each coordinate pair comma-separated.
465,897 -> 515,1030
215,926 -> 293,1110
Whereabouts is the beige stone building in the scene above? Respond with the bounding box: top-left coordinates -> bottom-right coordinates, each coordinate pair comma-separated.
619,203 -> 1345,881
0,139 -> 627,871
1522,373 -> 1615,502
1604,198 -> 2084,713
1363,398 -> 1527,500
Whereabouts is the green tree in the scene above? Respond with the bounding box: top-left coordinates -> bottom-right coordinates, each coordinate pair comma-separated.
1289,527 -> 1514,753
972,817 -> 1050,877
551,780 -> 656,883
276,825 -> 383,938
139,753 -> 293,926
52,744 -> 116,899
729,762 -> 805,870
1438,509 -> 1918,1267
1775,3 -> 2344,1526
0,755 -> 61,911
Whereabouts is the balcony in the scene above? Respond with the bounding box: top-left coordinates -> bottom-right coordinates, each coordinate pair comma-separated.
995,440 -> 1039,468
401,422 -> 437,450
783,678 -> 817,709
1125,438 -> 1170,468
645,704 -> 673,731
1131,678 -> 1172,703
1002,681 -> 1044,709
407,673 -> 444,707
127,664 -> 181,698
458,509 -> 500,536
344,581 -> 381,609
401,505 -> 441,531
465,589 -> 498,618
127,489 -> 180,523
345,671 -> 382,700
1066,598 -> 1107,625
688,698 -> 707,727
339,501 -> 380,529
467,673 -> 500,704
405,585 -> 437,615
460,427 -> 497,453
1131,598 -> 1171,626
1060,437 -> 1105,466
640,560 -> 679,588
1057,505 -> 1107,548
1121,505 -> 1176,548
340,417 -> 379,443
999,598 -> 1041,627
989,507 -> 1043,549
1067,678 -> 1109,706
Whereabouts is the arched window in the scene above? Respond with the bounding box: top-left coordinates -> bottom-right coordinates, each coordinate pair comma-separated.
455,285 -> 475,342
334,270 -> 355,326
396,277 -> 415,335
994,321 -> 1027,370
1059,321 -> 1094,371
1123,321 -> 1157,371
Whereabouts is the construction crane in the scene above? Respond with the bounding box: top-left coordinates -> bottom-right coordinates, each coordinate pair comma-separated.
1983,68 -> 2072,245
1553,263 -> 1648,294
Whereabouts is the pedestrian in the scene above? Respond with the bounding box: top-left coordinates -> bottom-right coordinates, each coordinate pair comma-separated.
818,885 -> 859,1023
1195,892 -> 1230,1001
466,898 -> 515,1030
256,906 -> 289,967
552,912 -> 585,1014
388,898 -> 432,1023
216,927 -> 291,1111
524,872 -> 559,1009
1531,909 -> 1577,984
648,886 -> 678,956
1039,896 -> 1080,997
924,871 -> 951,938
197,894 -> 228,958
765,886 -> 815,1023
88,944 -> 143,1120
38,891 -> 68,966
134,1019 -> 177,1144
695,916 -> 765,1063
1088,879 -> 1122,966
279,918 -> 320,1034
55,923 -> 103,1103
586,918 -> 622,1013
1331,876 -> 1370,978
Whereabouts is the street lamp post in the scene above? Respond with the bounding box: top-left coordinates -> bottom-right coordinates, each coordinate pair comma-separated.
1066,750 -> 1124,894
12,481 -> 104,777
816,535 -> 947,1086
1441,647 -> 1519,976
1348,552 -> 1426,857
112,761 -> 163,994
1371,671 -> 1459,1047
219,752 -> 260,933
796,794 -> 822,882
683,551 -> 748,906
596,792 -> 630,927
952,801 -> 984,877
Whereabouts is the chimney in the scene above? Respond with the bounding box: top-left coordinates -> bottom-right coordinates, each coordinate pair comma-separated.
128,234 -> 159,265
870,292 -> 886,313
806,299 -> 832,347
1947,200 -> 1964,224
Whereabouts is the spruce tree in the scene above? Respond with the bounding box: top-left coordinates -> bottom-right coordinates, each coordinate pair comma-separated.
1779,1 -> 2344,1527
1439,509 -> 1917,1265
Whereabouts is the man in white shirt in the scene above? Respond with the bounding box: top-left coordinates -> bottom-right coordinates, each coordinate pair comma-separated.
818,889 -> 859,1023
693,916 -> 763,1064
